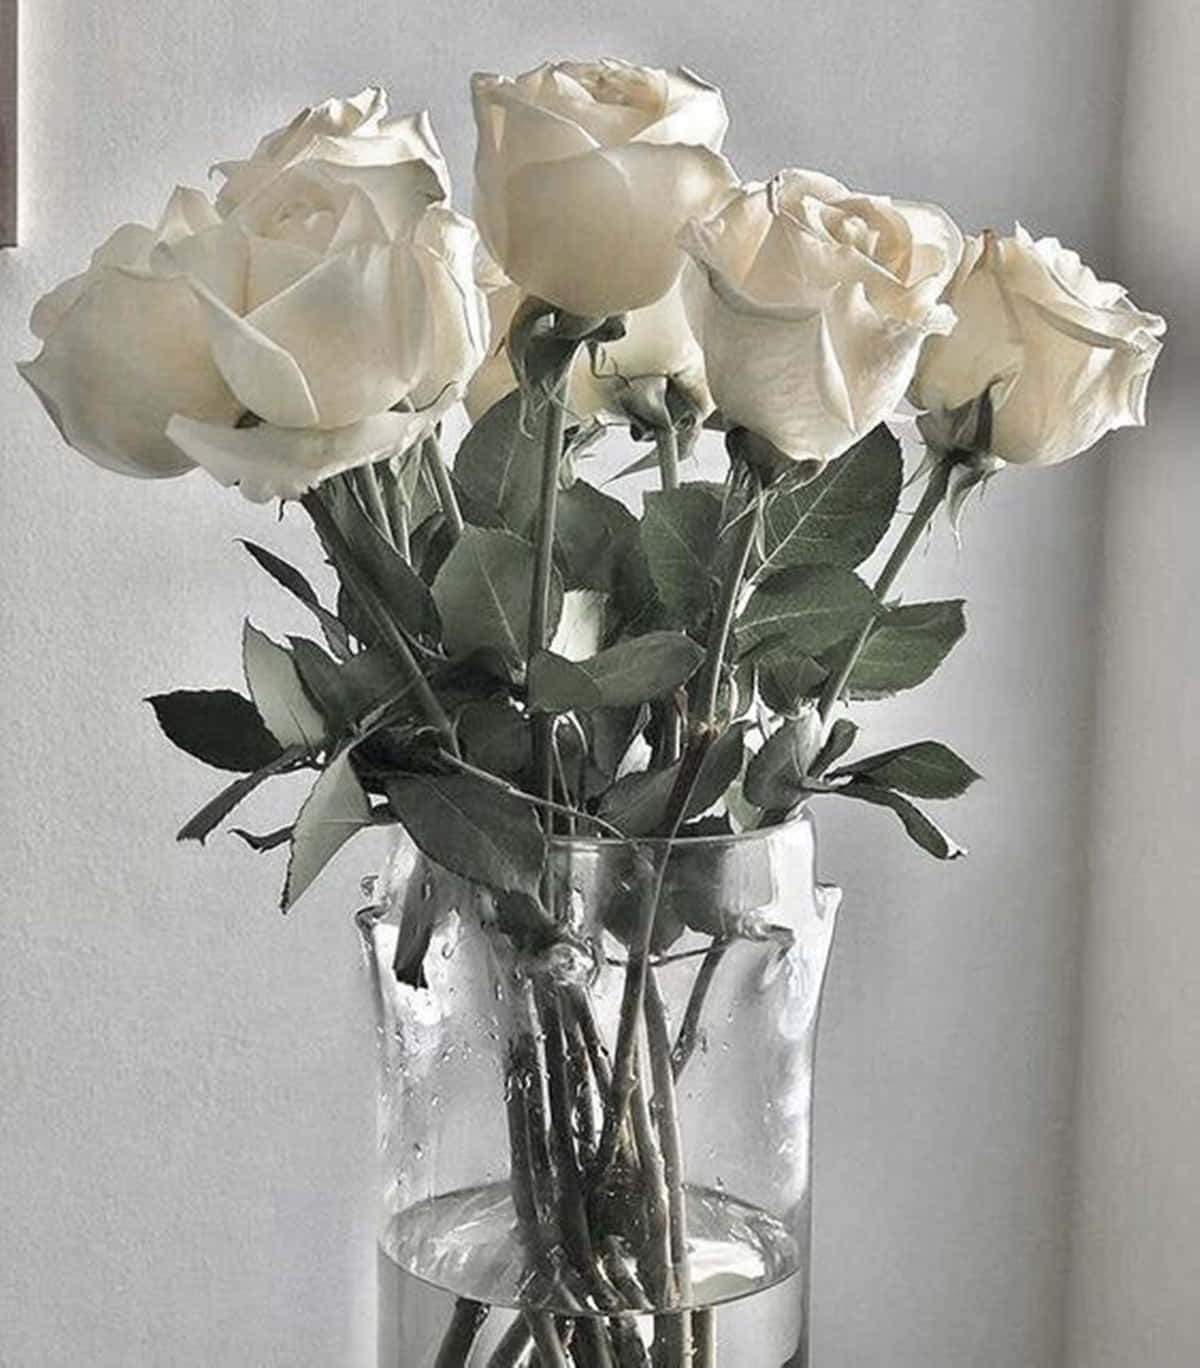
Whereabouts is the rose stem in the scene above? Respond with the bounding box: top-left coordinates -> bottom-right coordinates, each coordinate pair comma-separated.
816,452 -> 952,723
628,1042 -> 674,1310
301,489 -> 458,756
433,1298 -> 490,1368
528,369 -> 573,821
527,1312 -> 572,1368
655,481 -> 762,839
644,971 -> 693,1366
693,1309 -> 716,1367
488,1317 -> 535,1368
422,432 -> 465,541
670,939 -> 730,1080
538,987 -> 619,1303
654,427 -> 683,765
654,426 -> 681,491
644,971 -> 692,1303
539,987 -> 646,1368
351,465 -> 395,550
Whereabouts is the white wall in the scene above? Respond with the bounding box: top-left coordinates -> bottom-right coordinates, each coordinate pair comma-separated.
1067,3 -> 1200,1365
0,2 -> 1144,1365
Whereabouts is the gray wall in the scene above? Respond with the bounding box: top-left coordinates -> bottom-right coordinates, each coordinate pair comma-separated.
1067,3 -> 1200,1365
0,2 -> 1181,1365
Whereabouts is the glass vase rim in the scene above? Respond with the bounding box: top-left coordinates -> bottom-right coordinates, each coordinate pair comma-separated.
548,804 -> 812,853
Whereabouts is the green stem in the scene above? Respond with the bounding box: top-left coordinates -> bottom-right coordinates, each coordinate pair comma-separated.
301,489 -> 458,756
670,939 -> 729,1080
654,426 -> 680,491
434,1298 -> 490,1368
529,373 -> 572,819
694,496 -> 759,731
645,972 -> 693,1365
817,453 -> 952,723
528,376 -> 570,664
422,433 -> 465,541
354,465 -> 394,549
654,428 -> 684,765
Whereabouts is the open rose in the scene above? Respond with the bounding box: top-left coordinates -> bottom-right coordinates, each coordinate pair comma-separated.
21,90 -> 487,502
680,170 -> 963,468
471,60 -> 736,318
466,249 -> 712,427
909,226 -> 1165,466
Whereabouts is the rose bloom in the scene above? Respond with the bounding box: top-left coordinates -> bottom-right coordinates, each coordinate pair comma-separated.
471,59 -> 737,318
20,89 -> 487,502
909,225 -> 1165,466
680,170 -> 963,469
466,249 -> 712,428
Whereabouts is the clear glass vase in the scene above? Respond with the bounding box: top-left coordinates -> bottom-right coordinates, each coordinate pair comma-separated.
360,812 -> 840,1367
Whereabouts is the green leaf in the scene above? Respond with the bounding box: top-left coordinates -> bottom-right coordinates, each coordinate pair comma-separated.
453,391 -> 542,538
282,750 -> 374,910
177,744 -> 309,844
756,651 -> 829,714
385,772 -> 545,898
239,540 -> 350,660
739,566 -> 877,658
832,780 -> 967,860
231,825 -> 293,853
641,485 -> 723,625
744,713 -> 823,809
243,622 -> 326,751
831,740 -> 980,799
528,632 -> 704,713
457,700 -> 532,779
587,705 -> 649,782
759,424 -> 903,574
318,477 -> 440,642
554,480 -> 641,595
837,599 -> 967,697
599,724 -> 746,837
810,718 -> 858,776
289,638 -> 412,736
147,689 -> 283,773
431,528 -> 561,671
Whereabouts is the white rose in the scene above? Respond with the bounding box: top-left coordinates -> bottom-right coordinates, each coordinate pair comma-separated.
909,226 -> 1166,466
466,249 -> 712,426
471,60 -> 737,318
21,90 -> 488,502
680,170 -> 963,467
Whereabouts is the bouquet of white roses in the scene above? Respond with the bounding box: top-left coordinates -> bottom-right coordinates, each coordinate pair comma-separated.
20,61 -> 1164,1368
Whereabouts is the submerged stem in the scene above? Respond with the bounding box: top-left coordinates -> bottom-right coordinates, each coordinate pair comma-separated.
433,1297 -> 489,1367
671,939 -> 730,1080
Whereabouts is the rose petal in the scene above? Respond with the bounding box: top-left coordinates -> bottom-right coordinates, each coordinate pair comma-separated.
188,277 -> 320,427
242,243 -> 423,427
20,270 -> 239,478
636,67 -> 728,150
155,186 -> 222,244
30,224 -> 155,338
151,219 -> 249,310
166,410 -> 429,502
683,258 -> 855,461
502,142 -> 737,316
408,208 -> 489,410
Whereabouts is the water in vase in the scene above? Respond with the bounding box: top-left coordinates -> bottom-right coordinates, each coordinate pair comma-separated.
378,1181 -> 806,1365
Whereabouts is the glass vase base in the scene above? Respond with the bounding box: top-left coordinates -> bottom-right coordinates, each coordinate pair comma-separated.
379,1181 -> 807,1365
